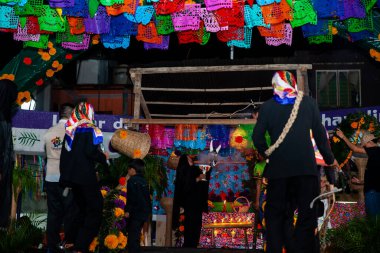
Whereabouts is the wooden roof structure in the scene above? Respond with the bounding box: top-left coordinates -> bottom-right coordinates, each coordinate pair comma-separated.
125,64 -> 312,125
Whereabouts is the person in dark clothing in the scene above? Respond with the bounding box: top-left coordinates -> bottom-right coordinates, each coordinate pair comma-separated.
252,71 -> 337,253
336,129 -> 380,217
172,155 -> 210,248
0,79 -> 18,228
125,159 -> 151,253
60,102 -> 108,253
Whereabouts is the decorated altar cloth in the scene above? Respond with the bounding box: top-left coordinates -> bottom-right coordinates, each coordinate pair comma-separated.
199,212 -> 263,249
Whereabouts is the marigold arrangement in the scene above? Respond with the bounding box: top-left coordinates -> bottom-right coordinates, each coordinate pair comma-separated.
90,186 -> 128,252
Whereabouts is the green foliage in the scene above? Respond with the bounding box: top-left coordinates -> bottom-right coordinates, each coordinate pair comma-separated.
18,132 -> 40,146
0,214 -> 44,253
12,165 -> 38,199
98,154 -> 167,199
98,155 -> 131,188
326,217 -> 380,253
330,112 -> 380,165
143,155 -> 167,198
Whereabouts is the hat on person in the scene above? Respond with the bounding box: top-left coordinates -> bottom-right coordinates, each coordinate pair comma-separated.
360,131 -> 376,146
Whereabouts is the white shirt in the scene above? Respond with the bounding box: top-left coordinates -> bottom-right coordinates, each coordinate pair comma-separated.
43,119 -> 67,182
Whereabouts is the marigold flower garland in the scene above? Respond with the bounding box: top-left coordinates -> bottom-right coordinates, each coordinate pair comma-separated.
331,112 -> 380,168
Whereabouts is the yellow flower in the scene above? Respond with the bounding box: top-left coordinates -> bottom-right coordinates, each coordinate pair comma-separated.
104,234 -> 118,249
89,237 -> 99,252
49,47 -> 56,56
331,26 -> 338,35
41,53 -> 51,61
46,69 -> 55,77
121,187 -> 127,192
133,149 -> 142,158
119,195 -> 127,204
52,60 -> 59,68
119,130 -> 127,139
114,207 -> 124,218
101,189 -> 108,197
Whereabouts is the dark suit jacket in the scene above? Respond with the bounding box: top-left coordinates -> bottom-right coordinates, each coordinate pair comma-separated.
252,96 -> 335,179
60,130 -> 107,186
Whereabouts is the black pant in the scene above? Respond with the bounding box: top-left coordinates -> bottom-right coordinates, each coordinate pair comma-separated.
183,207 -> 203,248
127,218 -> 145,253
265,175 -> 320,253
71,184 -> 103,253
45,181 -> 78,250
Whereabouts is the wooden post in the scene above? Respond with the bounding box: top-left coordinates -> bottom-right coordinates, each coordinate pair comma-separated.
131,73 -> 142,120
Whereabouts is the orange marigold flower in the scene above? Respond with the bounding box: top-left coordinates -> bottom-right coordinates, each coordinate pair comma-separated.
133,149 -> 142,158
47,41 -> 54,48
351,122 -> 358,129
114,207 -> 124,218
41,53 -> 51,61
104,234 -> 118,250
57,64 -> 63,71
117,232 -> 127,249
16,91 -> 31,105
331,27 -> 338,35
38,49 -> 44,55
52,60 -> 59,68
332,136 -> 340,143
46,69 -> 55,77
101,189 -> 108,198
179,225 -> 185,232
0,74 -> 15,81
49,47 -> 56,56
119,130 -> 127,139
89,237 -> 99,252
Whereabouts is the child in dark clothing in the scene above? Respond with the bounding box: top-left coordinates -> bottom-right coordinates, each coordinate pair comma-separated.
125,159 -> 151,253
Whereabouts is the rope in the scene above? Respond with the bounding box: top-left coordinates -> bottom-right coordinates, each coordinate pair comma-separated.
265,91 -> 304,158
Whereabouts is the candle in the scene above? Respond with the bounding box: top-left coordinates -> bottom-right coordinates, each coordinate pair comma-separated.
231,230 -> 236,237
222,200 -> 227,212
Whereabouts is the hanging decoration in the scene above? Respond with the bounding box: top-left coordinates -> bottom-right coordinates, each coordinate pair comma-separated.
0,0 -> 378,53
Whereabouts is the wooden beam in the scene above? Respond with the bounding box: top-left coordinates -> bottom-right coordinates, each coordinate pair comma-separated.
140,94 -> 151,119
141,87 -> 273,92
149,113 -> 253,118
123,118 -> 256,125
130,64 -> 313,75
145,101 -> 263,106
130,73 -> 142,119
